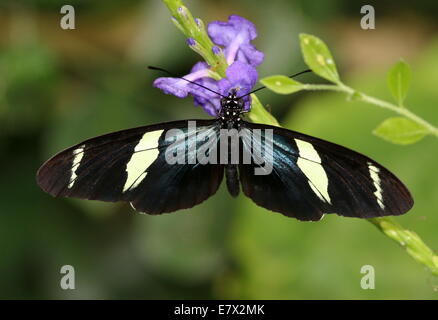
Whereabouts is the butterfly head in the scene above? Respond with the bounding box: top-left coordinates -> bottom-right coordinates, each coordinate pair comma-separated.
220,89 -> 245,121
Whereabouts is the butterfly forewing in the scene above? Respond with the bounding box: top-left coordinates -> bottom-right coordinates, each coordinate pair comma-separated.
37,119 -> 224,214
238,121 -> 413,221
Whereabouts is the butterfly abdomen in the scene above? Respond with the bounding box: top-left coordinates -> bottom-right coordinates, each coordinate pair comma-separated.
225,164 -> 240,197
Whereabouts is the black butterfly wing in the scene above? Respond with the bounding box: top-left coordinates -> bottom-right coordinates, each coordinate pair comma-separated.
37,119 -> 224,214
238,121 -> 413,221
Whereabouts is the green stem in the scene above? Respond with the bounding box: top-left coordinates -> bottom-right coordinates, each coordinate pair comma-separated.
369,217 -> 438,276
160,0 -> 438,278
301,83 -> 438,138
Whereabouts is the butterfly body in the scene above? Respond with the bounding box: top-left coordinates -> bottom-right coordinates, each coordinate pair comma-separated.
36,90 -> 413,221
219,89 -> 245,197
219,89 -> 245,129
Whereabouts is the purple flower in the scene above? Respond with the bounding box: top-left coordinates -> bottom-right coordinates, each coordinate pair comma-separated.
208,15 -> 264,67
153,15 -> 263,116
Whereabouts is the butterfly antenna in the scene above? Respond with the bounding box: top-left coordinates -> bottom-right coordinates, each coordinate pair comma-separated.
148,66 -> 227,98
238,69 -> 312,99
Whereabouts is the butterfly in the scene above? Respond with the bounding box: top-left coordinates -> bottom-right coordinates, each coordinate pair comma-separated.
36,71 -> 413,221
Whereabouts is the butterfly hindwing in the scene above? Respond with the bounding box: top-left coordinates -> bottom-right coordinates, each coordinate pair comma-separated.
37,119 -> 224,214
238,121 -> 413,221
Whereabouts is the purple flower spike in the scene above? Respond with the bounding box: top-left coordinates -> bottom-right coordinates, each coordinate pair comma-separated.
208,15 -> 264,67
152,15 -> 263,116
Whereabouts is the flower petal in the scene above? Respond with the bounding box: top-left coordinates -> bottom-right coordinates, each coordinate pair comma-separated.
153,77 -> 191,98
189,62 -> 222,116
238,44 -> 264,67
194,96 -> 221,116
226,61 -> 258,91
208,15 -> 257,45
208,15 -> 264,67
218,61 -> 258,110
153,62 -> 211,99
190,61 -> 209,73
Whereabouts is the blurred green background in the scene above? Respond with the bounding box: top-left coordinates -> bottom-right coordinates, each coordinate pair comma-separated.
0,0 -> 437,299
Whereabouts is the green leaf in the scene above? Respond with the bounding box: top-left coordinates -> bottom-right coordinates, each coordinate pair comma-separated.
248,94 -> 279,126
299,33 -> 340,83
387,60 -> 411,106
373,117 -> 428,145
260,75 -> 304,95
